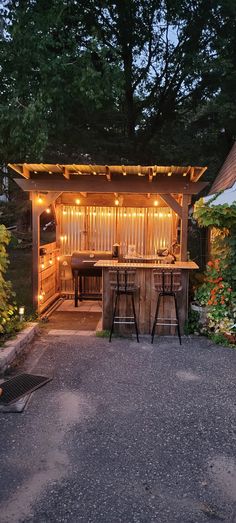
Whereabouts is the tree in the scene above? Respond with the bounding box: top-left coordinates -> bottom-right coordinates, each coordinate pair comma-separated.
0,0 -> 235,178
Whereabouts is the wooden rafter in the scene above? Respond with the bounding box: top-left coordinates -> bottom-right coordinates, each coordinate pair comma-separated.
23,164 -> 30,179
148,167 -> 153,182
106,165 -> 111,182
63,167 -> 70,180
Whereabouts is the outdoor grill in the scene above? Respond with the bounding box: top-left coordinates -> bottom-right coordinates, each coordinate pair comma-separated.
71,251 -> 112,306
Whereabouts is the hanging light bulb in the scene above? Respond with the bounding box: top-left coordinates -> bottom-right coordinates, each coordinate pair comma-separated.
37,195 -> 43,204
154,200 -> 159,206
115,199 -> 119,206
46,207 -> 50,214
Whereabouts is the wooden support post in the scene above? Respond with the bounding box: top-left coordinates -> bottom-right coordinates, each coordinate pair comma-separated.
180,194 -> 190,261
31,193 -> 40,311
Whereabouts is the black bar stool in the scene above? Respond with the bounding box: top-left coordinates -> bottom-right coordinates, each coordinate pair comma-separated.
109,269 -> 139,342
151,270 -> 182,345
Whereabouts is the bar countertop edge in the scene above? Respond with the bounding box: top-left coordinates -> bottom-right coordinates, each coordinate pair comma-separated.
94,260 -> 199,270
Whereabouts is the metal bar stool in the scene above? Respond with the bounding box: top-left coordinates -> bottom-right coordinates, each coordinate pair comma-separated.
151,270 -> 182,345
109,269 -> 139,342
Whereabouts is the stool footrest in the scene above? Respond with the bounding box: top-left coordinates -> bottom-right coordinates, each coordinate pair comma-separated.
155,322 -> 178,326
114,320 -> 135,324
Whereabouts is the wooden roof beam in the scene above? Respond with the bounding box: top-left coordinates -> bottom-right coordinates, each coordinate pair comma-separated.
106,165 -> 111,182
63,167 -> 70,180
23,163 -> 30,179
192,166 -> 208,182
89,165 -> 97,175
148,167 -> 153,182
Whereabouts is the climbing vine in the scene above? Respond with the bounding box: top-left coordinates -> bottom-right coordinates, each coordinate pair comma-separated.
194,197 -> 236,289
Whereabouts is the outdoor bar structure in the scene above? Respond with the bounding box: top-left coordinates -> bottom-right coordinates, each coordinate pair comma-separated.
9,162 -> 208,335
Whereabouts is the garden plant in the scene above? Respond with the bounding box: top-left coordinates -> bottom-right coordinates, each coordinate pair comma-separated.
0,224 -> 21,341
193,197 -> 236,345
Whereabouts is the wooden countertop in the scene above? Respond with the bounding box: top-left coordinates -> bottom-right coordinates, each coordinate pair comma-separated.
94,260 -> 199,270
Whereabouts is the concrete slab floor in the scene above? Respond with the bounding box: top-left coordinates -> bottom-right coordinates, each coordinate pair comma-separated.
0,332 -> 235,523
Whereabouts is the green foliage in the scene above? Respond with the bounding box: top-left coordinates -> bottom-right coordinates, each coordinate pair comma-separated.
95,330 -> 110,338
190,197 -> 236,340
194,198 -> 236,288
184,309 -> 200,335
0,0 -> 236,172
0,224 -> 18,337
193,283 -> 211,307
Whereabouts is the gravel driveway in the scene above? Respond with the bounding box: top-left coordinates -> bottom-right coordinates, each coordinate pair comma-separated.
0,332 -> 235,523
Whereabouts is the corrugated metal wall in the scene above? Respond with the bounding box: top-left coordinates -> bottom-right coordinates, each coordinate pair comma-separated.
59,206 -> 173,255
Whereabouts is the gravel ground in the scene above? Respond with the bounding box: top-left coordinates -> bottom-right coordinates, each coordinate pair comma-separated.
0,332 -> 235,523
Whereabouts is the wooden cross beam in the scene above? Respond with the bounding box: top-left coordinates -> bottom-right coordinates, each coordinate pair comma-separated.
161,194 -> 182,218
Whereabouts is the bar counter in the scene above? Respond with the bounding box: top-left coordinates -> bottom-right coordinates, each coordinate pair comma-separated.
95,260 -> 198,335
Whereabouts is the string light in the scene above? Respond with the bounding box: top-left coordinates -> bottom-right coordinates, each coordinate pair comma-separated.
49,257 -> 53,265
75,198 -> 80,205
46,207 -> 51,214
115,199 -> 119,206
154,200 -> 158,206
168,172 -> 172,177
37,195 -> 43,204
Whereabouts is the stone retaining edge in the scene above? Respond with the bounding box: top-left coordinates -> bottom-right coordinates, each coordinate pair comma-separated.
0,323 -> 39,374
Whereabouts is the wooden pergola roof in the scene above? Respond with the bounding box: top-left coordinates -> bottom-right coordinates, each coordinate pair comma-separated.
8,163 -> 207,183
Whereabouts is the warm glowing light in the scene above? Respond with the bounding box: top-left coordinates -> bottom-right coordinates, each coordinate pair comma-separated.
159,212 -> 163,217
37,196 -> 43,204
19,306 -> 25,321
93,211 -> 96,215
93,171 -> 96,175
41,263 -> 45,269
154,200 -> 158,206
183,172 -> 187,176
168,172 -> 172,177
63,210 -> 67,215
39,292 -> 43,301
49,171 -> 52,174
124,212 -> 127,217
75,198 -> 80,205
132,212 -> 136,217
168,212 -> 171,217
60,235 -> 64,241
115,199 -> 119,206
123,172 -> 127,176
57,256 -> 60,261
46,207 -> 50,214
49,259 -> 53,265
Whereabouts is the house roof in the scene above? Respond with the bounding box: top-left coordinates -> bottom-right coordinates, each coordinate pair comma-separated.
8,163 -> 207,183
209,142 -> 236,194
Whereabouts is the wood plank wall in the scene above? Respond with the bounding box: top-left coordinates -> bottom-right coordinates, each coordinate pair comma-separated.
39,242 -> 60,311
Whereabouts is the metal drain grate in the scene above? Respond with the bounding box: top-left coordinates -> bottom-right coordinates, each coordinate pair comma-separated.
0,373 -> 52,405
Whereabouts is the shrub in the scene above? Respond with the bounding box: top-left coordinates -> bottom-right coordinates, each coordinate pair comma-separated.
0,224 -> 18,338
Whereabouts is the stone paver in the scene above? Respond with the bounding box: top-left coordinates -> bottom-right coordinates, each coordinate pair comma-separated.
0,332 -> 235,523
